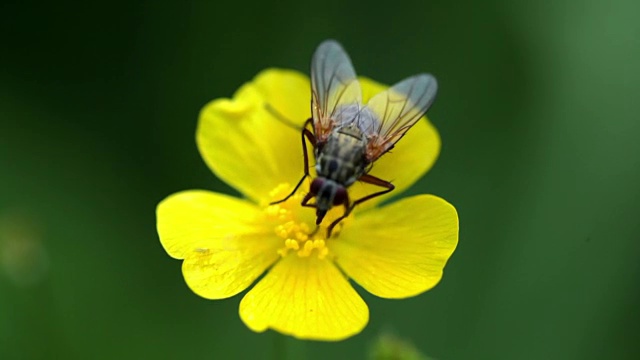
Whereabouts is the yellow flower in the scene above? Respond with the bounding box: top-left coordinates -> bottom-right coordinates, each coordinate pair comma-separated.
156,69 -> 458,341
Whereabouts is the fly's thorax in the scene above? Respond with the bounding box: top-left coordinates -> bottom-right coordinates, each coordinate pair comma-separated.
333,104 -> 381,138
315,126 -> 367,187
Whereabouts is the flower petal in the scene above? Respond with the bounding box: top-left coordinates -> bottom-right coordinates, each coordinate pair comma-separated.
156,190 -> 280,299
197,69 -> 312,204
348,78 -> 441,211
332,195 -> 458,299
239,255 -> 369,341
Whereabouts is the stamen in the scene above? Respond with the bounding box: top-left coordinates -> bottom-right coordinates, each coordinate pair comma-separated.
266,183 -> 331,260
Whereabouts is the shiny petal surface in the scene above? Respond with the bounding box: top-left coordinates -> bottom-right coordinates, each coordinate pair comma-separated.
332,195 -> 458,299
157,190 -> 280,299
239,255 -> 369,341
348,77 -> 441,211
197,69 -> 311,204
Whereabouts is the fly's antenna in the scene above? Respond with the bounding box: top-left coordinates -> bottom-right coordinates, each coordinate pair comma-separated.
265,103 -> 304,131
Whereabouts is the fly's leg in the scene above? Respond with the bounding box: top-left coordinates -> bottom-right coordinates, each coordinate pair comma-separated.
300,192 -> 315,208
326,174 -> 395,238
270,118 -> 316,205
301,192 -> 321,236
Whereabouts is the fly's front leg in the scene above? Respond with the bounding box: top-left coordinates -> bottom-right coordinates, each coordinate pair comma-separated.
325,194 -> 351,238
301,192 -> 316,209
270,118 -> 316,205
325,174 -> 395,237
301,191 -> 322,236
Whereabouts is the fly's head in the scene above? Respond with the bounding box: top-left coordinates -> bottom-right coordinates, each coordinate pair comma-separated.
309,177 -> 347,225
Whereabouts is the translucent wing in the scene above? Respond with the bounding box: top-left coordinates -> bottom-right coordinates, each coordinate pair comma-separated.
362,74 -> 437,161
311,40 -> 362,142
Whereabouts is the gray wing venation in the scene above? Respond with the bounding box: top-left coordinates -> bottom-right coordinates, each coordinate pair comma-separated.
311,40 -> 362,128
362,73 -> 438,160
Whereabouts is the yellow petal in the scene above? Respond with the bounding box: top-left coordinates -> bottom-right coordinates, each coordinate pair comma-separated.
156,190 -> 280,299
197,69 -> 311,204
332,195 -> 458,299
239,255 -> 369,341
348,77 -> 441,211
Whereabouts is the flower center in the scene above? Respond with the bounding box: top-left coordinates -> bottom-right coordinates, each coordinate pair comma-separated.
265,183 -> 330,260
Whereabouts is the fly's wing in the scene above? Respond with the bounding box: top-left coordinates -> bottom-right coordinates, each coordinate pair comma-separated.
311,40 -> 362,142
362,74 -> 437,162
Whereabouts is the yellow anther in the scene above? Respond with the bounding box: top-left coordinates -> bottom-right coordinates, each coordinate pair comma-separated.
285,239 -> 300,250
268,183 -> 331,260
269,183 -> 292,199
303,240 -> 314,252
265,205 -> 279,217
318,247 -> 329,260
274,225 -> 288,239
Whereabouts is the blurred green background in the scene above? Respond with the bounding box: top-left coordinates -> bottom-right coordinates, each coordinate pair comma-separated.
1,0 -> 639,359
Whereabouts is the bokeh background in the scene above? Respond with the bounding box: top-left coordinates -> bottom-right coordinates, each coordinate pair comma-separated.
1,0 -> 639,359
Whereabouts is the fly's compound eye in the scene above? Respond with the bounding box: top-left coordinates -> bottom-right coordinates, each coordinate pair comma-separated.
333,187 -> 347,205
310,178 -> 324,195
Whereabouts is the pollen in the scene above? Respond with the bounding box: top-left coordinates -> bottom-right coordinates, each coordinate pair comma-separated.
266,183 -> 330,260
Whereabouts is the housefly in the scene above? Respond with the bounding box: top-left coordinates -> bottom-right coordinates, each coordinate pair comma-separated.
272,40 -> 438,237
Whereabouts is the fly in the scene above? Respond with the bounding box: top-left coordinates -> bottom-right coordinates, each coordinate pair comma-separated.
271,40 -> 438,237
